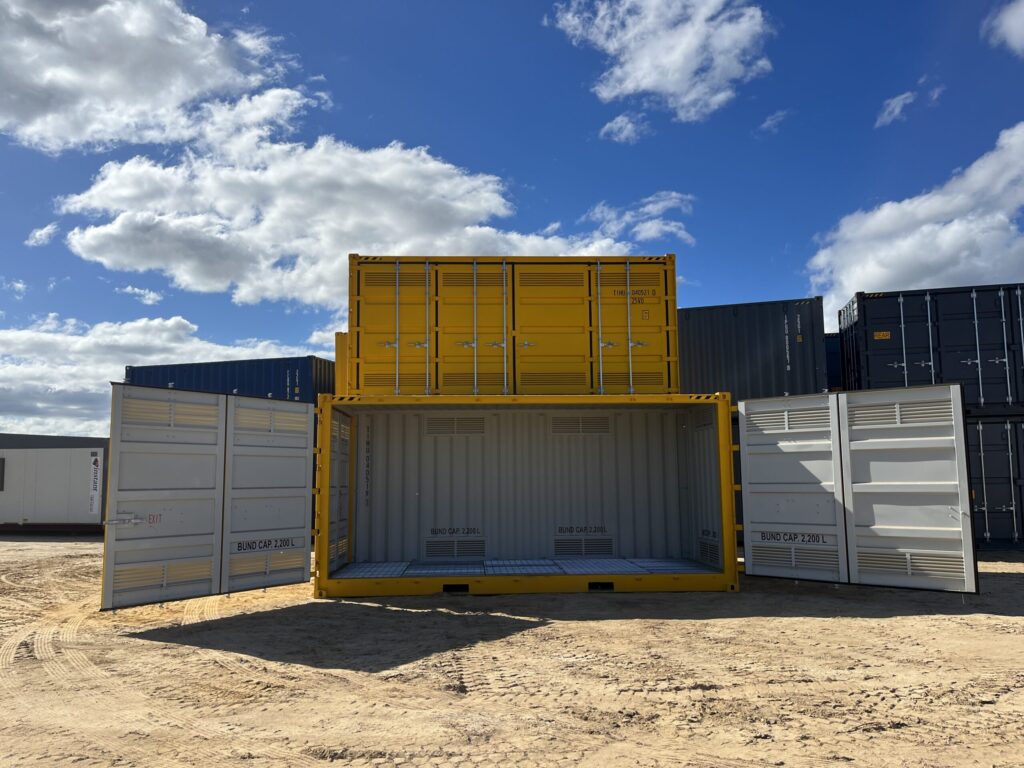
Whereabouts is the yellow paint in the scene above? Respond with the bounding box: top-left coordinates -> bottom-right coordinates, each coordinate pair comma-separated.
347,255 -> 678,397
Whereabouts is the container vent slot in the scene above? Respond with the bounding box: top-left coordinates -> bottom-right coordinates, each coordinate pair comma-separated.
443,372 -> 505,387
123,398 -> 219,428
746,411 -> 786,434
793,547 -> 839,570
455,539 -> 486,559
598,273 -> 661,287
898,401 -> 953,425
551,416 -> 611,435
553,537 -> 613,557
849,403 -> 898,428
601,372 -> 665,386
520,372 -> 589,387
425,540 -> 456,559
584,538 -> 613,556
425,417 -> 486,435
749,545 -> 793,568
857,551 -> 965,579
235,408 -> 272,432
363,373 -> 428,388
518,271 -> 586,287
363,272 -> 427,287
273,411 -> 309,433
424,539 -> 485,560
554,538 -> 584,557
786,408 -> 830,430
698,540 -> 720,566
443,273 -> 505,287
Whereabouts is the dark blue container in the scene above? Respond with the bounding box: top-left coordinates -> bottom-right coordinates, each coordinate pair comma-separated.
824,332 -> 842,391
124,356 -> 334,404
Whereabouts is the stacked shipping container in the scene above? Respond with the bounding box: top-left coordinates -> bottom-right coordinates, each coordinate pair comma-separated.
840,284 -> 1024,547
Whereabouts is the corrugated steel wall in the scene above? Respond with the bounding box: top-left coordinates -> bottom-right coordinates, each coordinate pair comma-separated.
343,406 -> 723,566
678,298 -> 827,403
125,356 -> 334,404
967,415 -> 1024,546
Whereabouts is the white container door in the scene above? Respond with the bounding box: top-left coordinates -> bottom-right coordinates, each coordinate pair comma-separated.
739,394 -> 848,582
102,385 -> 227,609
221,396 -> 314,592
839,385 -> 977,592
102,385 -> 314,610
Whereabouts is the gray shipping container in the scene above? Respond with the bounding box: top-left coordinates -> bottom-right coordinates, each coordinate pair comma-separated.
678,298 -> 828,403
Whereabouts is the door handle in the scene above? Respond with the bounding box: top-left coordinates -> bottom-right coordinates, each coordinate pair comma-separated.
519,341 -> 535,348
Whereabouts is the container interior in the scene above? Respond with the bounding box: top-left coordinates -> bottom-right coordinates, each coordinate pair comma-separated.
324,403 -> 725,580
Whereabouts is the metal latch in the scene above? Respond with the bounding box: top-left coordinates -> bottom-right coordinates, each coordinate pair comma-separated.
409,341 -> 428,349
487,341 -> 505,349
104,517 -> 145,527
961,358 -> 980,368
381,340 -> 398,349
600,340 -> 617,349
629,340 -> 647,349
457,341 -> 477,349
518,341 -> 535,348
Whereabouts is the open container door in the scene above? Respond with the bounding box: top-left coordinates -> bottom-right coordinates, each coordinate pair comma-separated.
839,385 -> 977,593
101,384 -> 314,609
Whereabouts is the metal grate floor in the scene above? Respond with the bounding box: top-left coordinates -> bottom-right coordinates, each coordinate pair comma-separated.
332,557 -> 716,580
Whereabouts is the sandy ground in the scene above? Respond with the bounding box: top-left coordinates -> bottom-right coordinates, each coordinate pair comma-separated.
0,538 -> 1021,767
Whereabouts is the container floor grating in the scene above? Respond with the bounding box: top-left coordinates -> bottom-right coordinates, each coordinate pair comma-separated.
332,557 -> 716,579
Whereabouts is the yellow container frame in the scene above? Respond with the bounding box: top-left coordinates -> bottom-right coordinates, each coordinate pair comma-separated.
313,393 -> 739,597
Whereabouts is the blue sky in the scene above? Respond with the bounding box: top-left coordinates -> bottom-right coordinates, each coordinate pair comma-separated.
1,0 -> 1024,434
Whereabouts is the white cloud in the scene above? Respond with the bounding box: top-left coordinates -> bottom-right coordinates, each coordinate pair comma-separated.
756,108 -> 788,135
2,278 -> 27,299
583,191 -> 697,245
24,222 -> 59,246
808,122 -> 1024,330
929,85 -> 946,104
984,0 -> 1024,57
116,285 -> 163,305
0,313 -> 313,436
599,112 -> 649,143
874,91 -> 916,128
553,0 -> 772,123
0,0 -> 284,152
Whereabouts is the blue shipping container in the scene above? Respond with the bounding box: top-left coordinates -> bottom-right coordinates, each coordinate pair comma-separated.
124,356 -> 334,404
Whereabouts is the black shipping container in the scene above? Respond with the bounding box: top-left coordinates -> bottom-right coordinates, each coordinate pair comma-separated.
967,415 -> 1024,547
824,332 -> 842,391
678,297 -> 827,403
124,356 -> 334,404
839,284 -> 1024,414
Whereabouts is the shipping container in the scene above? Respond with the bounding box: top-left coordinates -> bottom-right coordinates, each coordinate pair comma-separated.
125,356 -> 334,404
314,394 -> 738,596
839,284 -> 1024,414
677,297 -> 827,403
966,415 -> 1023,546
0,434 -> 107,532
740,385 -> 978,593
347,255 -> 679,397
824,332 -> 842,391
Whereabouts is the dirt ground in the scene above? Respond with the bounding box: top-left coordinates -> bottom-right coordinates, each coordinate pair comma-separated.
0,538 -> 1021,768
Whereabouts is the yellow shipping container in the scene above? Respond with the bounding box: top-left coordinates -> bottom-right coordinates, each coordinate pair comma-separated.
346,254 -> 679,396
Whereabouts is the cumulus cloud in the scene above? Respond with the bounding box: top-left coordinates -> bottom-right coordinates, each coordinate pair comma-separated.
808,122 -> 1024,330
116,285 -> 163,305
756,109 -> 788,135
553,0 -> 772,123
583,191 -> 697,245
0,314 -> 313,435
24,222 -> 59,246
599,112 -> 649,143
2,278 -> 28,299
874,91 -> 916,128
0,0 -> 283,152
985,0 -> 1024,57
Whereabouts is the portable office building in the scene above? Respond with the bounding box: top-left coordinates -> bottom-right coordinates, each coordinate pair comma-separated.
0,434 -> 107,531
125,356 -> 334,404
346,255 -> 679,397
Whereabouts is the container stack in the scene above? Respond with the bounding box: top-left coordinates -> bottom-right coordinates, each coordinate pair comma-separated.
313,254 -> 739,597
839,284 -> 1024,548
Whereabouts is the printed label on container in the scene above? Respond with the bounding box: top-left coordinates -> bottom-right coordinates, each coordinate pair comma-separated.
556,525 -> 609,535
757,531 -> 834,546
234,537 -> 302,552
429,527 -> 482,536
873,330 -> 892,341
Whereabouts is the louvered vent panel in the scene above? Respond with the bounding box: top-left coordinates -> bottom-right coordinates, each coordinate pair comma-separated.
787,408 -> 830,430
122,399 -> 172,426
794,548 -> 839,570
747,411 -> 786,434
583,538 -> 613,556
443,273 -> 504,286
749,545 -> 793,568
270,550 -> 306,571
898,401 -> 954,425
112,564 -> 165,592
363,272 -> 427,287
849,404 -> 898,428
518,272 -> 586,287
520,372 -> 588,386
551,416 -> 611,435
230,555 -> 267,577
425,417 -> 485,435
698,540 -> 720,565
425,540 -> 456,559
172,403 -> 220,427
598,273 -> 661,287
858,551 -> 908,574
455,539 -> 486,559
338,422 -> 350,439
554,538 -> 585,557
274,411 -> 309,432
601,372 -> 665,386
443,372 -> 505,387
363,373 -> 428,388
235,409 -> 272,431
909,553 -> 965,579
